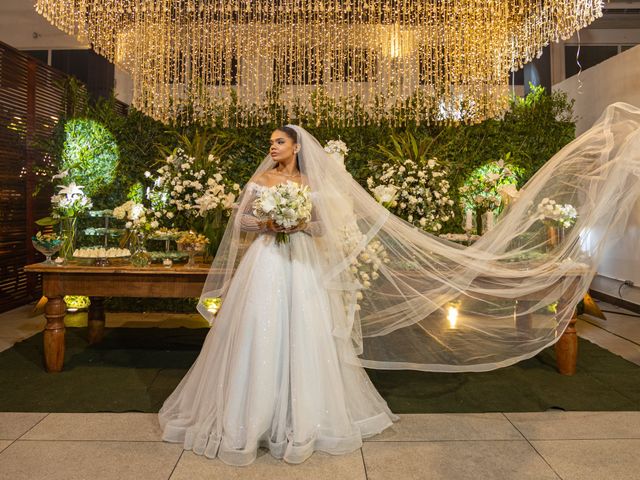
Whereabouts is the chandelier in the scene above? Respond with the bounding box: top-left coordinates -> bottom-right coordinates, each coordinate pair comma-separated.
35,1 -> 603,126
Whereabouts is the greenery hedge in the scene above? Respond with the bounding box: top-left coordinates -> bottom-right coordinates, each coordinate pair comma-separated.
46,83 -> 576,312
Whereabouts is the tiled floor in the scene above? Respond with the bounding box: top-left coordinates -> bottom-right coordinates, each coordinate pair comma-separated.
1,301 -> 639,479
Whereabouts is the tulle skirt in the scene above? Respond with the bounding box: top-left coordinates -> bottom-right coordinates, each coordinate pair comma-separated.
159,232 -> 397,465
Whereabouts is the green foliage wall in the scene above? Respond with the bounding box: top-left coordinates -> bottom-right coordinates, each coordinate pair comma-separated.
48,84 -> 574,216
46,83 -> 575,312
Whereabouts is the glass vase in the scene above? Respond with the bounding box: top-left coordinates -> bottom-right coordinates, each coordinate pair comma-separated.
546,224 -> 565,251
59,217 -> 77,261
129,231 -> 151,267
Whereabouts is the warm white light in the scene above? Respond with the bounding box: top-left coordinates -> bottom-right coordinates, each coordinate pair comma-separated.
35,0 -> 603,126
447,306 -> 459,329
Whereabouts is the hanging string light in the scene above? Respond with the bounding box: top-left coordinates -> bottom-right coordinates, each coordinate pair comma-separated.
35,1 -> 603,126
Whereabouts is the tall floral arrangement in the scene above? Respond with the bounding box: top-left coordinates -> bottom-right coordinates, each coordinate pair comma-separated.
147,149 -> 238,226
50,180 -> 93,219
145,148 -> 240,248
458,156 -> 522,215
324,139 -> 349,169
367,157 -> 455,233
37,170 -> 94,260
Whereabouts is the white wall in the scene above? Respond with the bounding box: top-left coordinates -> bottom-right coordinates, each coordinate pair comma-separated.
0,0 -> 87,50
553,45 -> 640,135
554,45 -> 640,304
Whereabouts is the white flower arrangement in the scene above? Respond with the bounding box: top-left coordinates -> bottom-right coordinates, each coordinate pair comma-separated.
113,200 -> 154,231
252,181 -> 313,244
324,139 -> 349,169
367,157 -> 455,232
535,198 -> 577,228
50,181 -> 93,218
459,158 -> 521,214
147,149 -> 239,227
339,222 -> 390,310
371,185 -> 399,208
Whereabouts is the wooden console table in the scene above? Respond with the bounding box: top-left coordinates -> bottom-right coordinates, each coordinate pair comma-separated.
25,262 -> 210,373
25,262 -> 582,375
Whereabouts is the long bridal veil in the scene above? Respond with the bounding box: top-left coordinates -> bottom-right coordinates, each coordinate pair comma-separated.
199,102 -> 640,372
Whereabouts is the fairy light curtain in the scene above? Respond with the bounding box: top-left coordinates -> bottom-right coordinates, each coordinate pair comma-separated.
36,1 -> 603,126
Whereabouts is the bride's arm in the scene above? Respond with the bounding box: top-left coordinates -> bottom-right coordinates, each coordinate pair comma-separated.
238,186 -> 267,232
300,197 -> 324,236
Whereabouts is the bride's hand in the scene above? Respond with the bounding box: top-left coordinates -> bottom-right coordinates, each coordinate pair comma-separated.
285,222 -> 307,233
264,219 -> 287,232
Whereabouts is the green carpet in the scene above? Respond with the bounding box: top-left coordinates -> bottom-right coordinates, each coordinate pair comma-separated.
1,327 -> 639,413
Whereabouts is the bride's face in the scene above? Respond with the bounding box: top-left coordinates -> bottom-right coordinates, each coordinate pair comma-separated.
269,130 -> 297,165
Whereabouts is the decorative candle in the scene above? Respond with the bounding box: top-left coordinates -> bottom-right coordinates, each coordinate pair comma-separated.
464,210 -> 473,231
485,211 -> 494,231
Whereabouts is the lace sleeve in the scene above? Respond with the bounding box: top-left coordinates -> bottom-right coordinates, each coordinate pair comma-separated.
303,194 -> 324,236
239,184 -> 266,232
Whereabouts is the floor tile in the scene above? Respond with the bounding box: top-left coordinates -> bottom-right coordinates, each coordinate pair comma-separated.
0,413 -> 48,440
169,449 -> 366,480
0,441 -> 12,454
0,338 -> 15,353
532,439 -> 640,480
367,413 -> 523,442
581,311 -> 640,344
0,440 -> 182,480
0,314 -> 44,338
505,411 -> 640,440
22,413 -> 163,441
362,440 -> 559,480
576,319 -> 640,366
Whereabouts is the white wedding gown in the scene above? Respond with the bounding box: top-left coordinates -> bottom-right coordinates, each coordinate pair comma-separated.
159,184 -> 397,466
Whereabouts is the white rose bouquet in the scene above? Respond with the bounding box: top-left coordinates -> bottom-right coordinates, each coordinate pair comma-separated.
367,157 -> 455,233
252,181 -> 313,244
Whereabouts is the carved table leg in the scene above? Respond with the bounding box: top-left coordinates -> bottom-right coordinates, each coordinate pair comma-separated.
555,309 -> 578,375
44,296 -> 66,373
88,296 -> 105,344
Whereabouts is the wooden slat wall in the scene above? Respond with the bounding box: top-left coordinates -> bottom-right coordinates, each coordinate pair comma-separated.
0,41 -> 75,313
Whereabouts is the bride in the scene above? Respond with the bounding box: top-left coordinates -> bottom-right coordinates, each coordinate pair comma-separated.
159,125 -> 397,466
160,104 -> 640,465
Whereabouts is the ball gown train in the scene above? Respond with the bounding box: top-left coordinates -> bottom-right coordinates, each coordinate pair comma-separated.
159,185 -> 397,466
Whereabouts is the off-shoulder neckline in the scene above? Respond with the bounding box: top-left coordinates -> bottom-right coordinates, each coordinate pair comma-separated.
247,180 -> 309,189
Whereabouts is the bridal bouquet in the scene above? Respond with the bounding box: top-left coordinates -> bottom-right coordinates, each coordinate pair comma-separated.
252,181 -> 313,244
